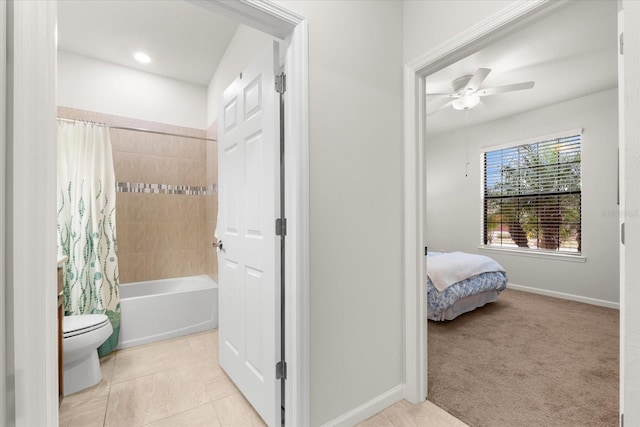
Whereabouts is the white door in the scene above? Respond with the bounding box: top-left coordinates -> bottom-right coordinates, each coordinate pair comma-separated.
218,42 -> 281,426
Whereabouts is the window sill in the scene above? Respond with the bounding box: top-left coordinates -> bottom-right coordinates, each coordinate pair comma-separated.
478,246 -> 587,263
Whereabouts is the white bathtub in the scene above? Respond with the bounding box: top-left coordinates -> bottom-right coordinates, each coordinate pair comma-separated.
116,275 -> 218,349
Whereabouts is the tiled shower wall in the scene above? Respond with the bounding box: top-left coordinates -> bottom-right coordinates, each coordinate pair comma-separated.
206,121 -> 218,283
57,107 -> 218,284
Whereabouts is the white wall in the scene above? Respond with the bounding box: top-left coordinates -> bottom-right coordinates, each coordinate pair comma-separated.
426,89 -> 619,304
273,1 -> 404,425
57,51 -> 207,129
206,25 -> 274,126
403,0 -> 511,63
206,5 -> 405,423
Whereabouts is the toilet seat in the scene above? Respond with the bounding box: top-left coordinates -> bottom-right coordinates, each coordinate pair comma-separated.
63,314 -> 110,338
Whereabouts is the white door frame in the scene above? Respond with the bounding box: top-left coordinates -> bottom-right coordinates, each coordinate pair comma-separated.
201,3 -> 310,424
1,0 -> 7,423
4,0 -> 310,425
621,2 -> 640,424
5,1 -> 58,426
402,0 -> 581,403
404,4 -> 640,424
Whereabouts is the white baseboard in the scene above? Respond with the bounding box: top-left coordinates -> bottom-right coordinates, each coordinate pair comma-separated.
507,283 -> 619,309
321,384 -> 405,427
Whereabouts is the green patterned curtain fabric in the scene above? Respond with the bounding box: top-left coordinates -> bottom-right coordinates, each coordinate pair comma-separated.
57,120 -> 120,356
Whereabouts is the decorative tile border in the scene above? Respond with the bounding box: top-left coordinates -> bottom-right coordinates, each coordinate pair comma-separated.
117,182 -> 217,196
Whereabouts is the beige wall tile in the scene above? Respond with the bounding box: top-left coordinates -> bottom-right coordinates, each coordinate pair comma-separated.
116,254 -> 134,285
206,139 -> 218,186
179,158 -> 206,187
151,251 -> 176,279
114,193 -> 130,223
187,249 -> 207,275
170,195 -> 189,222
185,195 -> 206,222
141,222 -> 163,252
115,222 -> 134,255
183,222 -> 203,251
114,153 -> 207,186
122,252 -> 154,284
152,194 -> 173,222
136,250 -> 204,281
63,109 -> 216,284
149,155 -> 173,184
111,129 -> 158,156
205,194 -> 216,223
117,253 -> 133,284
116,200 -> 209,281
116,192 -> 147,224
172,137 -> 207,161
112,151 -> 139,183
108,128 -> 126,153
205,221 -> 218,282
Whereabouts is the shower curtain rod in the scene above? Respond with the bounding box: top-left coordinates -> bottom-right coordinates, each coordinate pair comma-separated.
56,117 -> 217,142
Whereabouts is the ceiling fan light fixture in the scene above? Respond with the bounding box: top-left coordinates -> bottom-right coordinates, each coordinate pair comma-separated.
133,51 -> 152,64
452,94 -> 480,110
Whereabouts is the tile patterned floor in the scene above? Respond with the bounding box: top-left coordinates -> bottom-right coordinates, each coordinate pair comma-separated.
60,329 -> 467,427
59,330 -> 265,427
360,400 -> 468,427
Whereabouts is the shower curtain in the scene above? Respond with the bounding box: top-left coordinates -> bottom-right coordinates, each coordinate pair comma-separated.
57,120 -> 120,356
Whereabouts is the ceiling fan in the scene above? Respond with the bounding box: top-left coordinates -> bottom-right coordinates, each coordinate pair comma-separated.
426,68 -> 534,115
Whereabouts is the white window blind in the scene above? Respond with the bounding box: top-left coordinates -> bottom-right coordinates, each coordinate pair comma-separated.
483,133 -> 582,254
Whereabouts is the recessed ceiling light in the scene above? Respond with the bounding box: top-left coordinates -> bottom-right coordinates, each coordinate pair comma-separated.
133,52 -> 151,64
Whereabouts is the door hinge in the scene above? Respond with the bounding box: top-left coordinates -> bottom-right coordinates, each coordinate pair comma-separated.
276,218 -> 287,236
622,222 -> 625,245
620,32 -> 624,55
275,73 -> 286,94
621,413 -> 624,427
276,360 -> 287,380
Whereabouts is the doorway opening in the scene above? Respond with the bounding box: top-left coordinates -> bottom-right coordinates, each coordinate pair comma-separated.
6,1 -> 308,426
404,1 -> 621,426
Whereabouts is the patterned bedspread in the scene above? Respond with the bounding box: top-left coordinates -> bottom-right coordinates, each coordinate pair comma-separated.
427,271 -> 508,321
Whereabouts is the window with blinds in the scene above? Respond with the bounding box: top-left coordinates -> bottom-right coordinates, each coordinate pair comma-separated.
483,133 -> 582,254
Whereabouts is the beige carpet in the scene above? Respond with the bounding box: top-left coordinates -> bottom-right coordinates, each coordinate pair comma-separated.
427,288 -> 619,427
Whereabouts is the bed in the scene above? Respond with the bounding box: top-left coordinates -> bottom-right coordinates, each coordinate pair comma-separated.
427,251 -> 508,321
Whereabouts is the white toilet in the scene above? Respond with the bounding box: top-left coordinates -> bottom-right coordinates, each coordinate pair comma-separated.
62,314 -> 113,395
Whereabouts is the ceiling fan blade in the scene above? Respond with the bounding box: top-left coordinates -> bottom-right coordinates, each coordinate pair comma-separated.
465,68 -> 491,92
476,81 -> 535,97
426,92 -> 457,98
427,99 -> 453,116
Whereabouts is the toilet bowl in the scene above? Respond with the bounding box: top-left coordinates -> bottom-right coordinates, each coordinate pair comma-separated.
63,314 -> 113,395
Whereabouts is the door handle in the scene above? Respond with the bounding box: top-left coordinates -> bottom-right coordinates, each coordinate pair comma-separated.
213,240 -> 224,251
